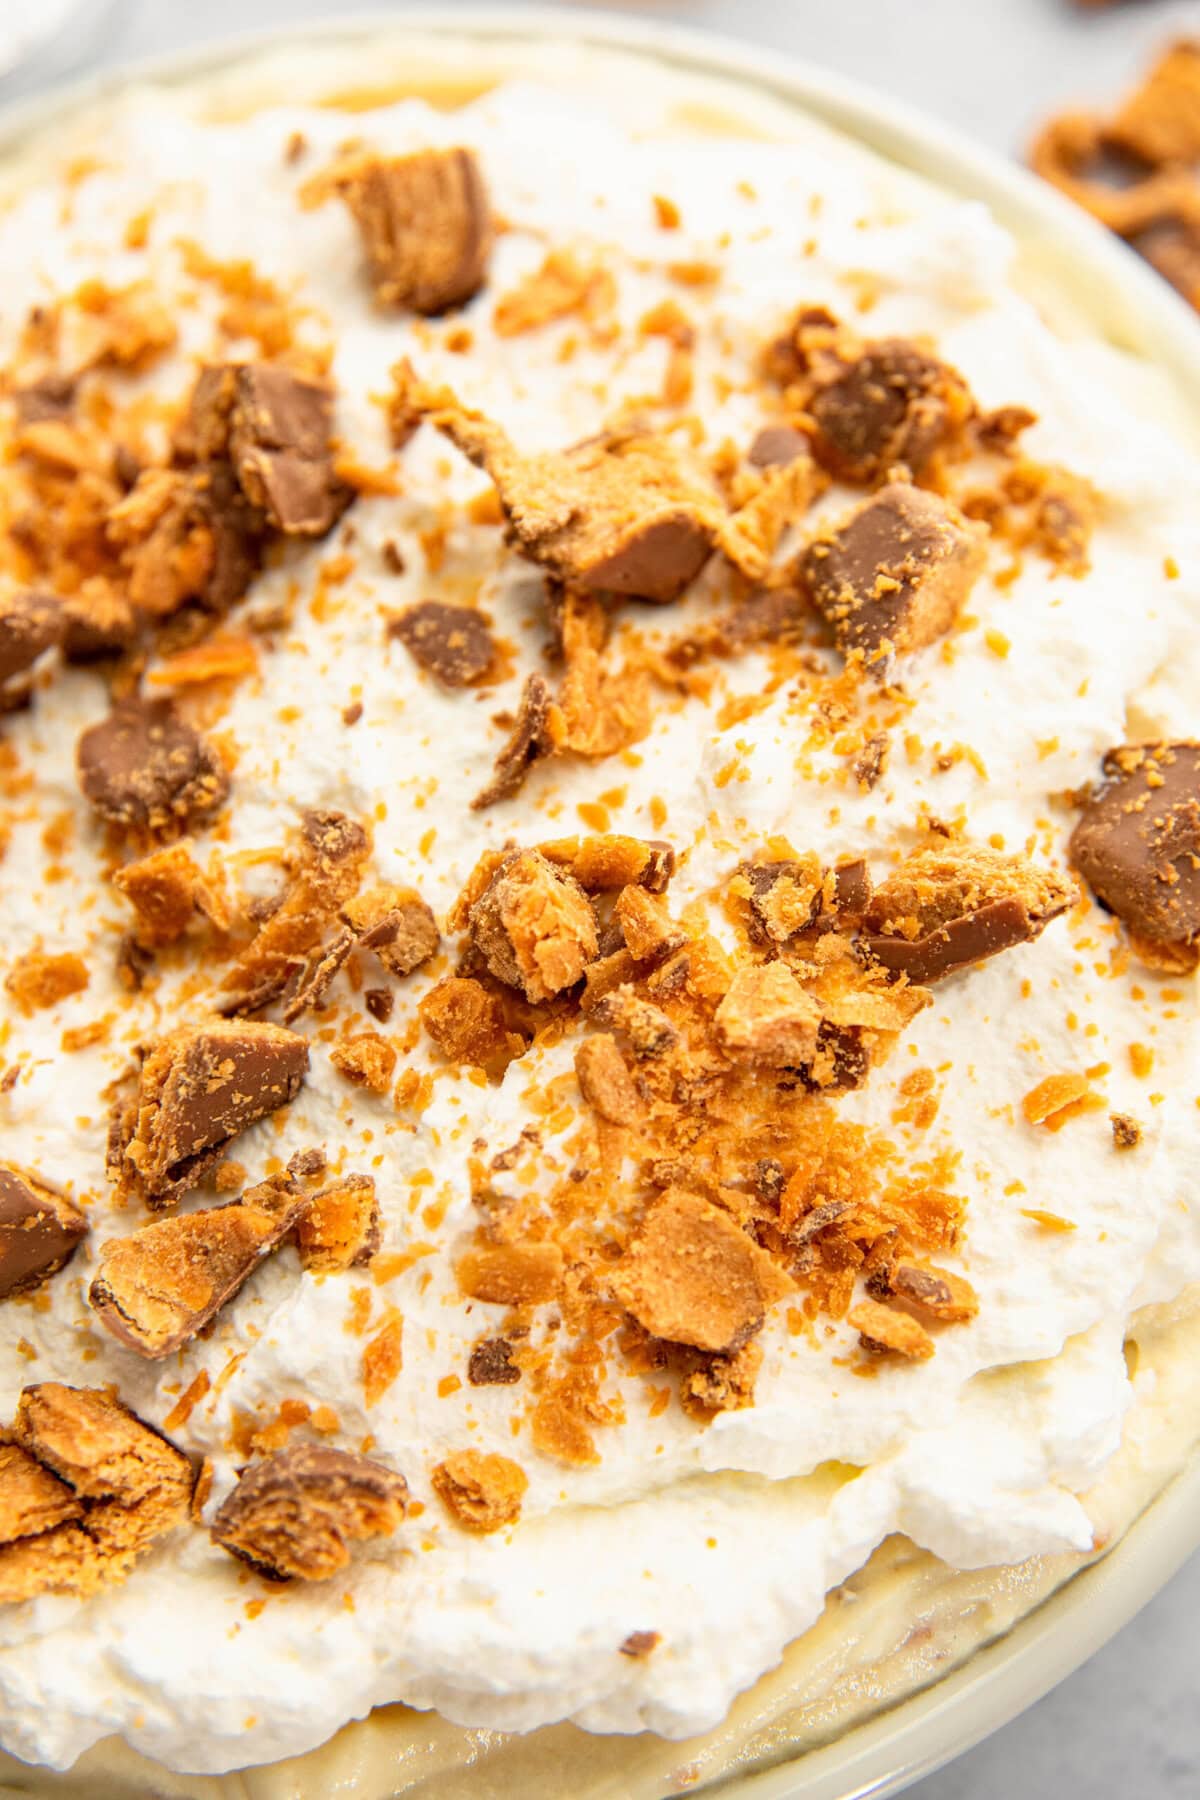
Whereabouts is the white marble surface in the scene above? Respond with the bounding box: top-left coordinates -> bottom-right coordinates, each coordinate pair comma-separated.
4,2 -> 1200,1795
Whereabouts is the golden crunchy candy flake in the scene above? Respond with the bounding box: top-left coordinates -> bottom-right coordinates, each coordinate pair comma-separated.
211,1442 -> 407,1582
715,963 -> 822,1069
458,1241 -> 563,1307
0,1441 -> 82,1546
112,842 -> 229,944
614,886 -> 684,965
420,976 -> 526,1076
431,1449 -> 528,1533
609,1188 -> 793,1356
493,247 -> 615,338
848,1298 -> 935,1361
329,1031 -> 397,1094
4,948 -> 88,1015
574,1033 -> 641,1127
1022,1072 -> 1092,1126
870,1260 -> 979,1325
296,1174 -> 380,1274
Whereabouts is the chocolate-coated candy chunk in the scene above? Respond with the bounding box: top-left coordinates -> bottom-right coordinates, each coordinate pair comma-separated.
799,481 -> 984,669
747,424 -> 811,469
1070,743 -> 1200,958
228,364 -> 349,537
115,1019 -> 309,1207
338,147 -> 492,315
809,339 -> 971,483
862,845 -> 1074,983
89,1174 -> 310,1358
0,1169 -> 87,1300
391,601 -> 497,687
212,1442 -> 407,1581
77,696 -> 230,836
0,590 -> 62,688
0,1441 -> 82,1545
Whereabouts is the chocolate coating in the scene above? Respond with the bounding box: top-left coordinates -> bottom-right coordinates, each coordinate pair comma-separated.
1070,742 -> 1200,949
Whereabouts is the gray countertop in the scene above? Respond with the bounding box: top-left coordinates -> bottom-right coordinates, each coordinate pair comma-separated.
7,2 -> 1200,1795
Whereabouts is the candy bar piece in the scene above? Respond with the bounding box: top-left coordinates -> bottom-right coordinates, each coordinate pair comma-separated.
0,1441 -> 82,1545
862,845 -> 1073,983
77,696 -> 230,837
467,1336 -> 521,1385
1128,215 -> 1200,307
227,364 -> 349,538
419,976 -> 526,1075
715,964 -> 823,1068
113,842 -> 227,944
341,885 -> 440,977
109,464 -> 265,620
390,601 -> 497,687
403,373 -> 721,602
431,1450 -> 526,1533
295,1174 -> 380,1273
467,849 -> 598,1002
335,147 -> 492,315
608,1188 -> 793,1355
115,1019 -> 309,1207
848,1299 -> 935,1361
0,1384 -> 193,1603
0,1168 -> 87,1300
808,338 -> 972,483
472,671 -> 559,810
211,1442 -> 407,1581
0,589 -> 61,690
220,809 -> 372,1015
1108,40 -> 1200,166
537,835 -> 676,893
800,481 -> 985,668
89,1175 -> 311,1358
1070,742 -> 1200,964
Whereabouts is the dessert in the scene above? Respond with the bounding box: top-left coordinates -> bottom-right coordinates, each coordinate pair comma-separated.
0,27 -> 1199,1800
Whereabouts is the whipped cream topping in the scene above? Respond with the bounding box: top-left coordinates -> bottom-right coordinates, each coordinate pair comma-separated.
0,65 -> 1199,1777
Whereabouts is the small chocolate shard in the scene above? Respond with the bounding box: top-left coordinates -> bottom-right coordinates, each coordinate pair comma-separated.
0,1384 -> 193,1603
391,600 -> 497,687
472,672 -> 558,809
282,926 -> 357,1023
0,1169 -> 87,1300
1070,743 -> 1200,962
295,1174 -> 380,1273
808,339 -> 973,483
89,1174 -> 310,1358
212,1443 -> 407,1580
113,1019 -> 309,1207
862,845 -> 1073,983
619,1630 -> 662,1658
77,696 -> 230,838
608,1188 -> 793,1355
468,1336 -> 521,1386
341,884 -> 440,977
334,147 -> 492,315
0,589 -> 62,692
11,374 -> 75,427
800,481 -> 985,669
467,849 -> 598,1002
